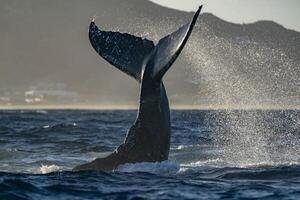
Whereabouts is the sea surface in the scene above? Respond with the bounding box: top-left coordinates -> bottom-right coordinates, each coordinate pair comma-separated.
0,109 -> 299,200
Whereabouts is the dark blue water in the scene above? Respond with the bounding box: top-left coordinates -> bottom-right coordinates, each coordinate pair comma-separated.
0,110 -> 299,199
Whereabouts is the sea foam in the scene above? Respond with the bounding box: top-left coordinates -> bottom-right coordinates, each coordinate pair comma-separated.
117,161 -> 180,174
38,165 -> 63,174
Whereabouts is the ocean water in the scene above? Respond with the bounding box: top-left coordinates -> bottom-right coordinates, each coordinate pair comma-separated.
0,109 -> 299,199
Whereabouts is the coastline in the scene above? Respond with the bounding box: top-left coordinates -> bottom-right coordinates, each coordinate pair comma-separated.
0,104 -> 299,110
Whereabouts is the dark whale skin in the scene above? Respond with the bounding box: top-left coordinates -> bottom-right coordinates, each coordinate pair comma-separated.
73,6 -> 202,171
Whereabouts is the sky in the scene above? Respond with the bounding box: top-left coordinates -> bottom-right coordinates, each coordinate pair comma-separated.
150,0 -> 300,32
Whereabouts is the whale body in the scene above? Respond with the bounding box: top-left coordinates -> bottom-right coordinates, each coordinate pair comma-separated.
74,6 -> 202,171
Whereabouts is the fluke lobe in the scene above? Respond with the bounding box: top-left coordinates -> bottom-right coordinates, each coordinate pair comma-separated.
74,6 -> 202,171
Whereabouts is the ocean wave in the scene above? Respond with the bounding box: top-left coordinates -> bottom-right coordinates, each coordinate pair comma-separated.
0,126 -> 16,134
0,179 -> 41,193
0,148 -> 25,161
216,165 -> 300,180
17,123 -> 82,136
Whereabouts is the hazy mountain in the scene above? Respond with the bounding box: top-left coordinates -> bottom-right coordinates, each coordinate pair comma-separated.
0,0 -> 299,108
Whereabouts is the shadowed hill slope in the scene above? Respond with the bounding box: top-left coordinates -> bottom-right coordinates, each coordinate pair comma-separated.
0,0 -> 299,107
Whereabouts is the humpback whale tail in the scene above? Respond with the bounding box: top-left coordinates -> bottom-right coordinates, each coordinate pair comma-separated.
88,6 -> 202,83
74,6 -> 202,171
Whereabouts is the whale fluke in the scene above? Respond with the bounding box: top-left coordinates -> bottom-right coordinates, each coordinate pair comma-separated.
151,6 -> 202,81
89,22 -> 155,82
74,6 -> 203,171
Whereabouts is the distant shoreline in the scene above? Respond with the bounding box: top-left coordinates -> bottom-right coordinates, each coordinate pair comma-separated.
0,104 -> 299,110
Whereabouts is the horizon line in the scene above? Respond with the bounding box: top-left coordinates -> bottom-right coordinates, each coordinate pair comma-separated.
0,104 -> 299,111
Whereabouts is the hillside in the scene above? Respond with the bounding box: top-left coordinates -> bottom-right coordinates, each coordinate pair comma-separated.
0,0 -> 299,108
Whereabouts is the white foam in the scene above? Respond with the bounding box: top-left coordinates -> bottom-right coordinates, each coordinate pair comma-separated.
43,125 -> 50,129
175,144 -> 206,150
117,161 -> 180,174
36,110 -> 48,114
38,164 -> 63,174
177,145 -> 190,150
179,158 -> 300,172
